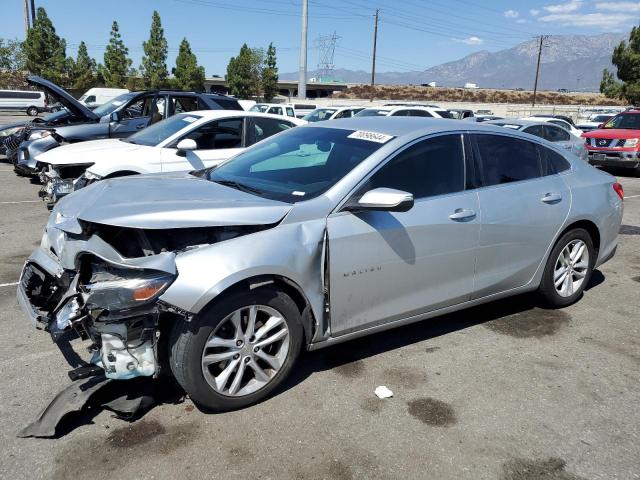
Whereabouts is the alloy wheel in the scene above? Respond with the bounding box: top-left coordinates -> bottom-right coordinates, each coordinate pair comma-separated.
201,305 -> 290,397
553,239 -> 589,297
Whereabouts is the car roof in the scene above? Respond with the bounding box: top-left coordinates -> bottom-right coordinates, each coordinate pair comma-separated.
485,119 -> 547,128
303,116 -> 532,140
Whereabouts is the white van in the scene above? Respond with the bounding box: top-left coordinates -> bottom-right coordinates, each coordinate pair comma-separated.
0,90 -> 47,116
78,87 -> 129,106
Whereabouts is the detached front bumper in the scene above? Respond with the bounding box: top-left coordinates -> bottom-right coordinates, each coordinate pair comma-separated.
587,149 -> 640,169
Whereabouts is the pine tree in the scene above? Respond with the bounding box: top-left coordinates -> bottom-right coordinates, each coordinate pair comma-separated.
262,43 -> 278,102
226,44 -> 263,98
600,69 -> 622,99
141,11 -> 168,89
71,41 -> 97,92
172,38 -> 205,91
610,26 -> 640,104
103,21 -> 131,88
22,7 -> 67,84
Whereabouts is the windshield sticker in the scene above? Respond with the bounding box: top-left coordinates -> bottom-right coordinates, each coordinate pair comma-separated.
348,130 -> 394,143
292,191 -> 306,196
182,116 -> 198,123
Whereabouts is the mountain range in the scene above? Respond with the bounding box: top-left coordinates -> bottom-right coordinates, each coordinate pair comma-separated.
281,33 -> 625,91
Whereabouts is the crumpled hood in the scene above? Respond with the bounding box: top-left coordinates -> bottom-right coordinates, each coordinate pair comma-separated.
36,139 -> 145,166
54,171 -> 293,230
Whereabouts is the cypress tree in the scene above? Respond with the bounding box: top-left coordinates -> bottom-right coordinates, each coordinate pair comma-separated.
141,10 -> 168,88
172,38 -> 205,91
103,21 -> 131,88
22,7 -> 67,84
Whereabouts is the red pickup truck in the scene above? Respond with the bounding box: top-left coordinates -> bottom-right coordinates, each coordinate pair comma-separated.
582,109 -> 640,174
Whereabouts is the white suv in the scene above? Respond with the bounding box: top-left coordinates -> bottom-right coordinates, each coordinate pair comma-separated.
355,106 -> 451,118
250,103 -> 296,118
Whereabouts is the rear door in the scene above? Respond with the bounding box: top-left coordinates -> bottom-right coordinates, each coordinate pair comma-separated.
161,117 -> 245,171
470,133 -> 570,298
327,133 -> 480,336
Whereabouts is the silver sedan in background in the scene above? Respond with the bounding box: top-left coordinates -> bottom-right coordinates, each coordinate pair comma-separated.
17,118 -> 623,411
485,118 -> 589,161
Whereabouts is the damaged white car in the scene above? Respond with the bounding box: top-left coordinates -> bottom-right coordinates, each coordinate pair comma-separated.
36,111 -> 305,207
18,118 -> 623,410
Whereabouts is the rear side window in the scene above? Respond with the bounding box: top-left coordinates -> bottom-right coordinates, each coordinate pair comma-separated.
209,97 -> 243,111
474,134 -> 541,186
407,110 -> 433,117
363,134 -> 465,199
538,145 -> 571,175
0,91 -> 41,99
523,125 -> 545,139
544,125 -> 570,142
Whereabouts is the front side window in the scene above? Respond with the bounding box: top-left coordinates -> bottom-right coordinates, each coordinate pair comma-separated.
250,104 -> 269,113
180,118 -> 243,149
407,109 -> 432,117
361,134 -> 465,200
172,96 -> 199,114
123,113 -> 203,147
208,127 -> 383,203
545,125 -> 570,142
251,117 -> 294,145
269,106 -> 283,116
303,108 -> 337,122
474,134 -> 541,186
121,96 -> 155,119
84,95 -> 96,103
286,107 -> 295,117
93,93 -> 136,117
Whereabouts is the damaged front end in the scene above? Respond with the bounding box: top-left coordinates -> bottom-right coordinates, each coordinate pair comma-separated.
18,212 -> 279,382
39,163 -> 93,209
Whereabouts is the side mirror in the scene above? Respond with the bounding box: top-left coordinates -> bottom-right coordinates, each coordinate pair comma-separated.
176,138 -> 197,157
110,111 -> 120,123
348,187 -> 414,212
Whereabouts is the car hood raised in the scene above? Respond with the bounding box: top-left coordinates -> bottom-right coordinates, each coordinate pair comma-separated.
54,172 -> 293,230
27,75 -> 98,122
36,139 -> 145,165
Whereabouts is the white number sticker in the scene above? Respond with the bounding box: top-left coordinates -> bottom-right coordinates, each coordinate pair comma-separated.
347,130 -> 394,143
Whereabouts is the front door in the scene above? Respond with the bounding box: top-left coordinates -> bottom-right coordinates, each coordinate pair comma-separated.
470,133 -> 571,298
327,134 -> 480,336
109,95 -> 156,138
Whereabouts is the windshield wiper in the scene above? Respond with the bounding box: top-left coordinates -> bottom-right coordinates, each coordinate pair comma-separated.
214,179 -> 263,195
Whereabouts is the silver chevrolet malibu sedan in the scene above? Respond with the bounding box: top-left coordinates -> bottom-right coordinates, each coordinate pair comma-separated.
18,118 -> 623,410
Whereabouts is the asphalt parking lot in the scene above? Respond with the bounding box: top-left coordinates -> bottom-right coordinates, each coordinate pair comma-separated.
0,128 -> 639,479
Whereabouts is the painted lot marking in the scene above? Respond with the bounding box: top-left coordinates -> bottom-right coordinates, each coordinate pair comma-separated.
0,281 -> 18,287
0,200 -> 40,204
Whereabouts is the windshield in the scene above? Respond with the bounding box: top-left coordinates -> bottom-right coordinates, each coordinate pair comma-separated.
123,113 -> 202,146
603,113 -> 640,130
356,109 -> 390,117
208,127 -> 385,203
250,105 -> 269,113
303,108 -> 338,122
92,93 -> 135,117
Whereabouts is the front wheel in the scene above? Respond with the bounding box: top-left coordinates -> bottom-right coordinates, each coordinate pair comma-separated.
538,228 -> 595,307
169,287 -> 303,411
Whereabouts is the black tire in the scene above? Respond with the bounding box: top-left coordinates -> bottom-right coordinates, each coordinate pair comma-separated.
169,286 -> 303,411
26,106 -> 38,117
538,228 -> 595,307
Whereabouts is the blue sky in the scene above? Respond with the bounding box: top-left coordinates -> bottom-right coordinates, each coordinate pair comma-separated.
4,0 -> 637,75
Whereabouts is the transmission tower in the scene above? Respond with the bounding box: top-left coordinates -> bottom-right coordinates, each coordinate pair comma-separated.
315,32 -> 340,82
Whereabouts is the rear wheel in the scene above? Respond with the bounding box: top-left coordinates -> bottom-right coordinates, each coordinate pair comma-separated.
538,228 -> 594,307
169,287 -> 303,411
26,106 -> 38,117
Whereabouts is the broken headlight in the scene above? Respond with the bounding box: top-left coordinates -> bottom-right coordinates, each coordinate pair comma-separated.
83,262 -> 175,312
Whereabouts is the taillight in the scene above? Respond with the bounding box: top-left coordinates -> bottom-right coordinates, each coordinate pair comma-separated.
613,182 -> 624,200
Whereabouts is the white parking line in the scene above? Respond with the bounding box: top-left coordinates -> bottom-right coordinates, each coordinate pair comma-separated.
0,281 -> 18,288
624,194 -> 640,199
0,200 -> 40,204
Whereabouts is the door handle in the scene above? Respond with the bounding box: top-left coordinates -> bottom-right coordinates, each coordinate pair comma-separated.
136,124 -> 145,129
541,192 -> 562,204
449,208 -> 476,221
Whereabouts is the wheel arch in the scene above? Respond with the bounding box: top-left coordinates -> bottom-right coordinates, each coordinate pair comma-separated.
556,218 -> 601,255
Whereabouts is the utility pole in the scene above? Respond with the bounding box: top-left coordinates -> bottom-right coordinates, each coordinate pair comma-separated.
298,0 -> 308,100
23,0 -> 30,38
30,0 -> 36,26
532,35 -> 549,107
370,9 -> 379,102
